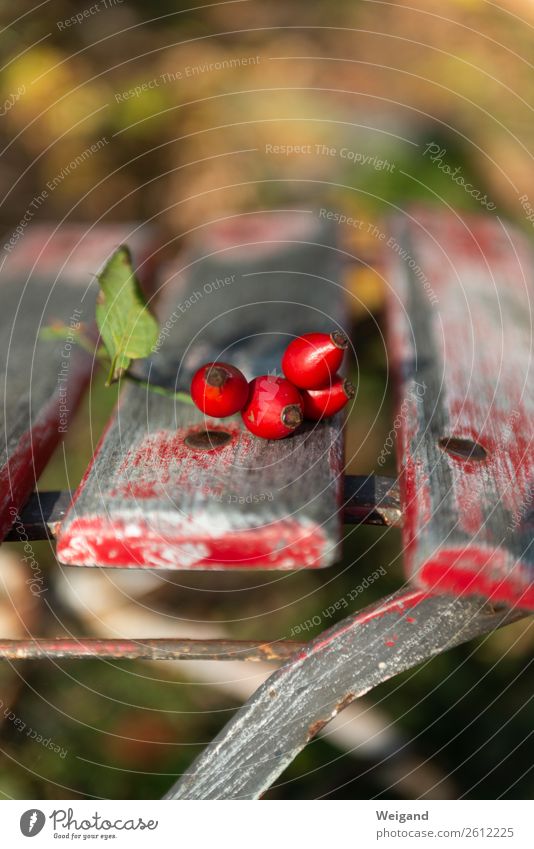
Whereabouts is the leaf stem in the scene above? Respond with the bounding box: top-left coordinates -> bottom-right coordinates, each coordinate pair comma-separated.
122,371 -> 194,405
105,355 -> 118,387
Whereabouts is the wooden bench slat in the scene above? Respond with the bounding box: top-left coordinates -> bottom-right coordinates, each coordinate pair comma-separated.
387,207 -> 534,609
0,224 -> 157,540
56,212 -> 349,570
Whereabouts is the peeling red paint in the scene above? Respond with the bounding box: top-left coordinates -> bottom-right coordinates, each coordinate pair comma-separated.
122,423 -> 243,470
421,550 -> 534,609
57,515 -> 327,570
109,424 -> 250,500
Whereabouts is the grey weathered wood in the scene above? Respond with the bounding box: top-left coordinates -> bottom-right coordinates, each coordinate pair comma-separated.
386,209 -> 534,609
56,212 -> 349,569
0,223 -> 156,541
165,589 -> 527,799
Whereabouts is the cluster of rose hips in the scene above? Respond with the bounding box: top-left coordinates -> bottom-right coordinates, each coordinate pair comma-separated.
190,331 -> 354,440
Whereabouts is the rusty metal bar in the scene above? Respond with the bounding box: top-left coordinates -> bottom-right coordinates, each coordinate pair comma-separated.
0,637 -> 306,662
2,476 -> 402,545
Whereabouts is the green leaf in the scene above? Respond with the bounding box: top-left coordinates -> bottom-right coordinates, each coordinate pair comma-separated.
95,245 -> 159,385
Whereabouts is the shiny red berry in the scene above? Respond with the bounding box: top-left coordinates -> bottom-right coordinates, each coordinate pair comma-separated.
241,375 -> 303,439
281,331 -> 349,389
301,375 -> 355,420
190,362 -> 248,418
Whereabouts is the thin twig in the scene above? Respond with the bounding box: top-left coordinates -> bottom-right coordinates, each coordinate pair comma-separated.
122,371 -> 194,404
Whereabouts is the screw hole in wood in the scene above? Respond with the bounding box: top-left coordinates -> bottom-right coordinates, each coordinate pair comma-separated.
438,436 -> 487,461
184,429 -> 233,451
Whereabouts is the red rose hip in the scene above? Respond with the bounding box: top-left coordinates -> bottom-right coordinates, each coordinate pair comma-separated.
190,362 -> 248,417
241,375 -> 303,439
302,375 -> 355,420
282,331 -> 349,389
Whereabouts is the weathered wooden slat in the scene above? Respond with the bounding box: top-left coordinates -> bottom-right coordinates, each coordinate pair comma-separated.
164,589 -> 526,799
0,223 -> 157,541
56,212 -> 349,569
386,208 -> 534,609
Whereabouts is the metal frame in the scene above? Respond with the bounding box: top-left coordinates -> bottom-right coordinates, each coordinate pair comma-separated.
1,475 -> 529,799
0,474 -> 399,660
166,590 -> 527,799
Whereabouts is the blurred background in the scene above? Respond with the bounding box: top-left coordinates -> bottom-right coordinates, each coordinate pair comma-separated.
0,0 -> 533,800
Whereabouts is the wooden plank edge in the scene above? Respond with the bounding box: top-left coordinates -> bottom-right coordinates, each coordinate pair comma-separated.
56,513 -> 335,570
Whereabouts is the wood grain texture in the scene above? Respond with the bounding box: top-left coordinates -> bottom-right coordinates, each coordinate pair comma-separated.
56,211 -> 349,569
165,589 -> 525,799
0,223 -> 157,541
386,208 -> 534,609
